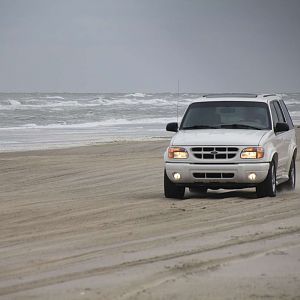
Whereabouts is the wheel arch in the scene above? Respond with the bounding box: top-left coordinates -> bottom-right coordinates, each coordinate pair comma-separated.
271,152 -> 278,169
286,146 -> 297,171
293,147 -> 297,160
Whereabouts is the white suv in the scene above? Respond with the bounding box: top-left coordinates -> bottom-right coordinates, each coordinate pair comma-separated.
164,94 -> 297,199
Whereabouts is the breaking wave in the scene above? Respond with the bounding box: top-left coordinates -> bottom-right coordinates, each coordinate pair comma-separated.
43,96 -> 65,99
125,92 -> 146,97
0,117 -> 177,130
0,97 -> 188,110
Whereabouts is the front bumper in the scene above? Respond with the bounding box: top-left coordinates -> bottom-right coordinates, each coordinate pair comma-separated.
165,162 -> 270,185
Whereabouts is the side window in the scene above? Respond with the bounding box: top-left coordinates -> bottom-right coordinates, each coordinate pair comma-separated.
273,101 -> 285,123
270,102 -> 279,127
279,100 -> 294,128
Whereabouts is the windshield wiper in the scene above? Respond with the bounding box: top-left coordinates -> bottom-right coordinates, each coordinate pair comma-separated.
182,125 -> 219,130
219,124 -> 262,130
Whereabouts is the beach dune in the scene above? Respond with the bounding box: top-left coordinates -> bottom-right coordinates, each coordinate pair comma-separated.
0,133 -> 300,299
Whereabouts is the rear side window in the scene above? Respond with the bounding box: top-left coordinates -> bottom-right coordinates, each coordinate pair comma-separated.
279,100 -> 294,129
270,102 -> 279,127
273,101 -> 285,123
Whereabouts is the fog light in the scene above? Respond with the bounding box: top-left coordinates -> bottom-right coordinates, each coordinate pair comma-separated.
173,172 -> 181,180
248,173 -> 257,181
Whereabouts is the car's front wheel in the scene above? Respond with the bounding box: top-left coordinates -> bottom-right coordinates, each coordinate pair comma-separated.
256,161 -> 277,198
164,170 -> 185,199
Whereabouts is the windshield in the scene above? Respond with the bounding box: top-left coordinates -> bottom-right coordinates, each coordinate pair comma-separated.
180,101 -> 271,130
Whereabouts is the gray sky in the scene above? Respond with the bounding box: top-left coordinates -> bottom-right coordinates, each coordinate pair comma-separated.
0,0 -> 300,93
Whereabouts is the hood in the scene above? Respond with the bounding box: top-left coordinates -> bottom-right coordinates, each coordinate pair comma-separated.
171,129 -> 269,146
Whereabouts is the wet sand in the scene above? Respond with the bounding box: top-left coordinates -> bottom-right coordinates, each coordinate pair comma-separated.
0,134 -> 300,299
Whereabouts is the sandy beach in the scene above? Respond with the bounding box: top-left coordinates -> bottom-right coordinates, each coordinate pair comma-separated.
0,132 -> 300,300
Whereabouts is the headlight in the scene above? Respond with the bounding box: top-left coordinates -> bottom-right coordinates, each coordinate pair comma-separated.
240,147 -> 264,159
168,147 -> 189,159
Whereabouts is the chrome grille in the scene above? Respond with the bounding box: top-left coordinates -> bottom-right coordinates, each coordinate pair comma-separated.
191,147 -> 239,160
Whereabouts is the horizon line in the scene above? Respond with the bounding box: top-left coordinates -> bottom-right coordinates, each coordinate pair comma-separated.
0,91 -> 300,94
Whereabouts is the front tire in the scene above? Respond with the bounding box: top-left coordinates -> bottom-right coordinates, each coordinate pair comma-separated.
164,170 -> 185,199
256,161 -> 277,198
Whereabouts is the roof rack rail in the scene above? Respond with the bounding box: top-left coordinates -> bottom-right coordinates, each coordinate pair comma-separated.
203,93 -> 257,98
262,94 -> 276,97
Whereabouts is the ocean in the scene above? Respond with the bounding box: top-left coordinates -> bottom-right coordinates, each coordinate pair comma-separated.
1,92 -> 300,151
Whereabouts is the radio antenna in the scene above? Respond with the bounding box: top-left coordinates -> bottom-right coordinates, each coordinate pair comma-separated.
177,79 -> 179,124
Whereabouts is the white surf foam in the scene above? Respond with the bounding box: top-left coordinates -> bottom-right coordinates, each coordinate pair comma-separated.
0,100 -> 99,110
285,99 -> 300,105
0,117 -> 178,130
43,96 -> 65,99
289,111 -> 300,117
8,99 -> 22,106
0,96 -> 193,111
125,92 -> 146,97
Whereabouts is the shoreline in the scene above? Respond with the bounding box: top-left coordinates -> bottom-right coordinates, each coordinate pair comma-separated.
0,135 -> 171,154
1,126 -> 300,153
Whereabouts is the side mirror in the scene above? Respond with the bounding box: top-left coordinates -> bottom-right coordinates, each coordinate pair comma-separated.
166,122 -> 178,132
274,122 -> 289,133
